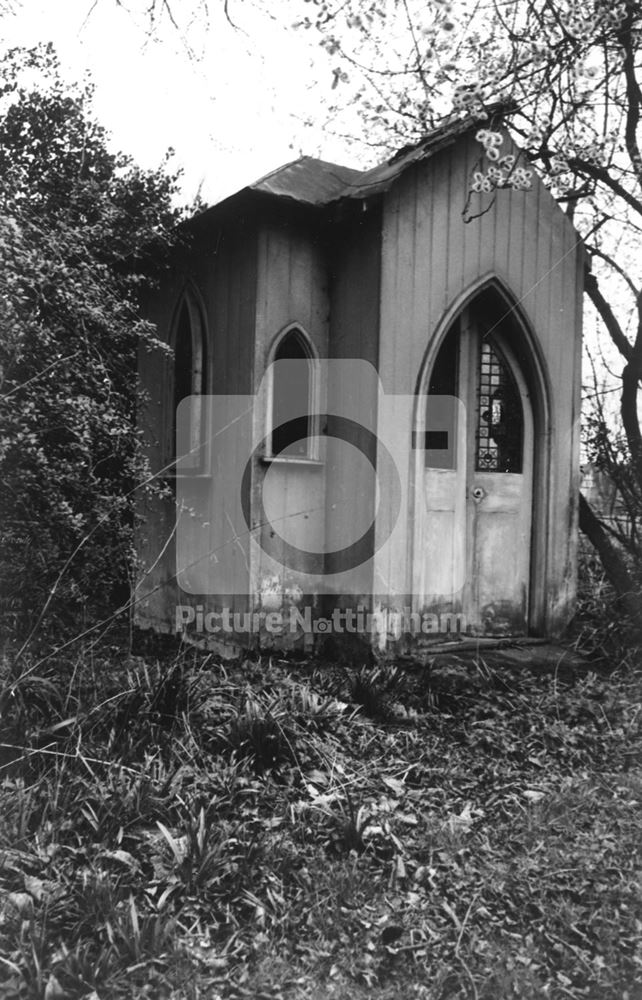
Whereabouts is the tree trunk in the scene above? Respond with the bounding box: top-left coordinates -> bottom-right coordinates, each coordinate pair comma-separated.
579,491 -> 642,626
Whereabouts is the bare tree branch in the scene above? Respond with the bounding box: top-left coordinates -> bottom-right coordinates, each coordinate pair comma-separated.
618,9 -> 642,190
568,157 -> 642,218
579,492 -> 642,623
584,271 -> 633,364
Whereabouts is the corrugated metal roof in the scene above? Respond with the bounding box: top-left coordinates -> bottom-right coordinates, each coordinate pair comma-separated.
335,114 -> 487,201
245,108 -> 510,208
196,104 -> 513,219
250,156 -> 363,206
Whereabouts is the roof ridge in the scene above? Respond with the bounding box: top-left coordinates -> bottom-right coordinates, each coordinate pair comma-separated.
331,101 -> 518,202
249,155 -> 311,189
248,155 -> 365,207
197,103 -> 518,216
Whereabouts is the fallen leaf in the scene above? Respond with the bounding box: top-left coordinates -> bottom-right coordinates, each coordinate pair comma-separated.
382,776 -> 406,796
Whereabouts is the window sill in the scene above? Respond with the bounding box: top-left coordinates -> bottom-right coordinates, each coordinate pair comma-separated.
260,456 -> 324,467
161,471 -> 210,479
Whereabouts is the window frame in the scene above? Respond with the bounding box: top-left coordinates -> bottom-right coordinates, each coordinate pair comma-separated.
474,335 -> 524,474
424,318 -> 461,471
170,285 -> 208,476
262,325 -> 321,464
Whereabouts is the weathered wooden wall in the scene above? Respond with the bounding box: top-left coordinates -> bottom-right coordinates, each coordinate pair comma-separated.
374,132 -> 583,635
136,218 -> 258,640
323,207 -> 382,604
137,130 -> 583,648
250,215 -> 329,629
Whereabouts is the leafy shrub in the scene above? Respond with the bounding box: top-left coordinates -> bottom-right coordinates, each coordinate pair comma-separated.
0,45 -> 181,641
349,665 -> 405,720
222,692 -> 299,774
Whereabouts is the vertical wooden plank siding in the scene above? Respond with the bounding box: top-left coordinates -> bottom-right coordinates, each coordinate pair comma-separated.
376,132 -> 583,634
252,216 -> 330,615
135,221 -> 259,635
324,207 -> 382,604
137,129 -> 583,645
204,224 -> 257,611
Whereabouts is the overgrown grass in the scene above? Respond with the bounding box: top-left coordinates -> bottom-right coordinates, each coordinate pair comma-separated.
1,634 -> 641,999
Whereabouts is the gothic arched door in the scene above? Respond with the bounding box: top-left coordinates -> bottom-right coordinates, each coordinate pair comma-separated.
417,302 -> 534,635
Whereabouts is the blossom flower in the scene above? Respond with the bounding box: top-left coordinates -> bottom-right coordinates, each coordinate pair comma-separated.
555,174 -> 573,193
472,170 -> 496,194
476,128 -> 502,152
510,167 -> 533,190
550,155 -> 570,175
453,84 -> 483,112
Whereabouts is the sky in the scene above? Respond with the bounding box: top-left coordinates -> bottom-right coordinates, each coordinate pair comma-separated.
0,0 -> 628,412
1,0 -> 357,206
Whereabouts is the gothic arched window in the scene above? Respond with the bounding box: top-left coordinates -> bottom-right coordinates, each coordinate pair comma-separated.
269,327 -> 316,459
172,290 -> 206,472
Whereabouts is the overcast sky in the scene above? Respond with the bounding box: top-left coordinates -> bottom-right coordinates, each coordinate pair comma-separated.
0,0 -> 626,400
2,0 -> 356,206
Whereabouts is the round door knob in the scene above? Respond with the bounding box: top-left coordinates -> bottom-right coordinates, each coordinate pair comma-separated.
471,485 -> 486,502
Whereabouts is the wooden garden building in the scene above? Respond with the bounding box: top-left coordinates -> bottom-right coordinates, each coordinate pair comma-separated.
136,111 -> 584,654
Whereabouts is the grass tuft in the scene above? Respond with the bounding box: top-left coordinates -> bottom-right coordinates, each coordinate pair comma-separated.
0,635 -> 640,998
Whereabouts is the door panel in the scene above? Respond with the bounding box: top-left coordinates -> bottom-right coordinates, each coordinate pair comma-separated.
469,473 -> 531,633
421,470 -> 466,606
419,320 -> 468,607
420,305 -> 533,635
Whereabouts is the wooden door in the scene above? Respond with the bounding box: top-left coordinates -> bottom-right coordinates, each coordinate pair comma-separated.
420,307 -> 533,635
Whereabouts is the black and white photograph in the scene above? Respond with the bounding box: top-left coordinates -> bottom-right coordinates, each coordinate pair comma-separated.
0,1 -> 641,996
